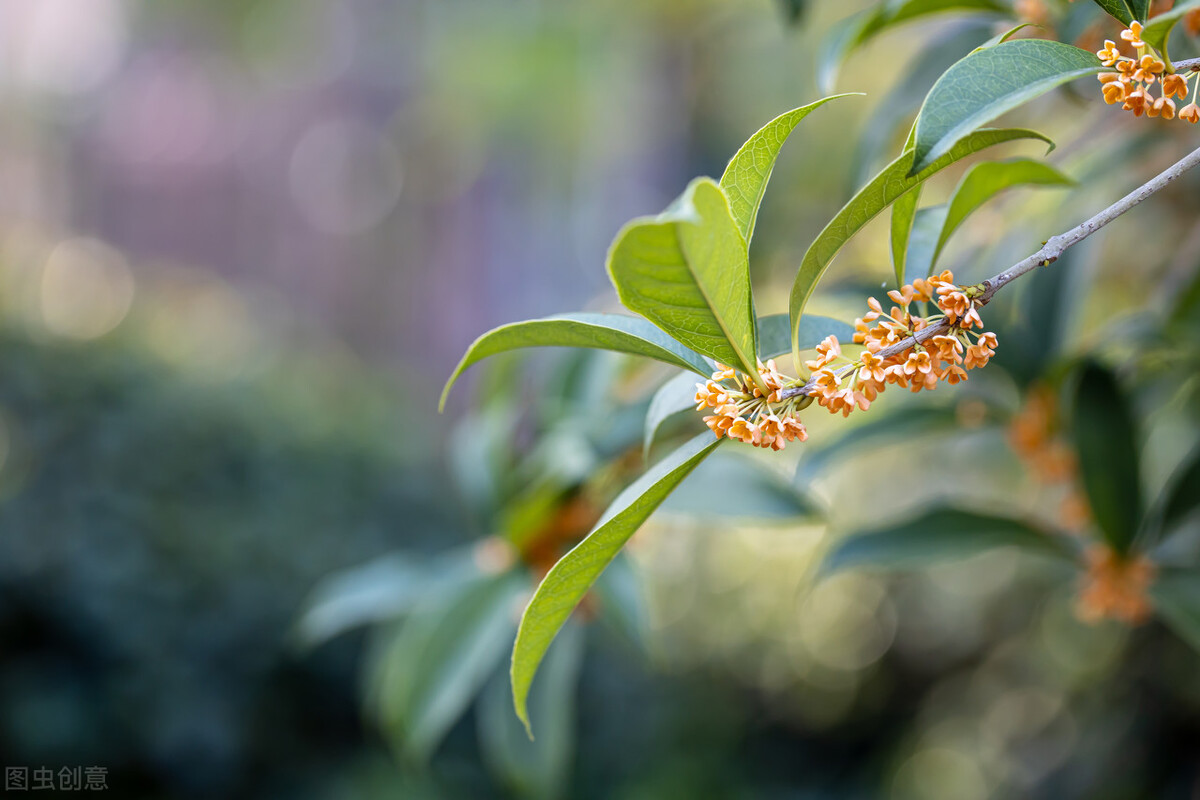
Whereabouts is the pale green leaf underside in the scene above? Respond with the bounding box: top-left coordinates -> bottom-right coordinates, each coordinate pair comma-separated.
511,432 -> 722,735
642,314 -> 853,457
910,40 -> 1101,175
822,508 -> 1075,574
903,203 -> 950,284
1143,0 -> 1200,63
719,95 -> 857,245
788,127 -> 1053,365
608,177 -> 758,377
439,313 -> 710,411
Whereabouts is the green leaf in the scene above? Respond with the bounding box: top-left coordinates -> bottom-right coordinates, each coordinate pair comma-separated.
905,158 -> 1074,280
719,95 -> 857,245
818,0 -> 1010,93
374,571 -> 526,762
910,40 -> 1101,175
890,186 -> 924,288
1068,362 -> 1143,554
1143,0 -> 1200,63
974,22 -> 1041,50
759,313 -> 856,361
823,507 -> 1075,574
643,370 -> 702,460
296,549 -> 478,646
441,313 -> 711,411
478,622 -> 583,800
511,431 -> 721,735
1150,570 -> 1200,653
903,203 -> 951,284
935,158 -> 1074,264
789,127 -> 1054,364
1090,0 -> 1149,26
662,450 -> 821,520
608,178 -> 760,381
1144,445 -> 1200,546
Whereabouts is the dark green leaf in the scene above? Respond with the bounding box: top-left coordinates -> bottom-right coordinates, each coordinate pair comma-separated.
1069,362 -> 1142,554
720,96 -> 856,245
478,622 -> 583,800
608,178 -> 760,380
823,507 -> 1075,573
1090,0 -> 1149,25
1150,570 -> 1200,653
789,127 -> 1053,365
1143,0 -> 1200,63
910,40 -> 1099,175
374,572 -> 526,761
1147,446 -> 1200,544
511,432 -> 721,734
441,313 -> 710,411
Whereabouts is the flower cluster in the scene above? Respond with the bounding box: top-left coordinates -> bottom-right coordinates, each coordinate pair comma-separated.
807,270 -> 997,418
1076,544 -> 1156,624
1009,385 -> 1091,531
1097,22 -> 1200,122
695,360 -> 809,450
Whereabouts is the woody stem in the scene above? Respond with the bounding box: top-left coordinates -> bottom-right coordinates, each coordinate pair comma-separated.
779,141 -> 1200,401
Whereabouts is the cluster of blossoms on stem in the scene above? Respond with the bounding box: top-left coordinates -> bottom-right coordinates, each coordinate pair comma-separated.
1097,22 -> 1200,122
1077,545 -> 1156,624
808,270 -> 997,417
695,360 -> 810,450
1009,386 -> 1091,531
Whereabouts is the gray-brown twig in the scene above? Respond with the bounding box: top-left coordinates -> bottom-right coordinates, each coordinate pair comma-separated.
779,141 -> 1200,401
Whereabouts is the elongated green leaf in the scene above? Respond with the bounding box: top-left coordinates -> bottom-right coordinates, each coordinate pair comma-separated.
789,127 -> 1053,363
1143,445 -> 1200,547
759,313 -> 856,360
297,549 -> 478,646
478,622 -> 583,800
1090,0 -> 1149,26
910,40 -> 1101,175
441,313 -> 710,410
1143,0 -> 1200,63
1069,362 -> 1142,554
818,0 -> 1010,93
935,158 -> 1073,264
643,370 -> 702,460
375,572 -> 526,762
903,203 -> 950,283
720,95 -> 856,245
608,178 -> 759,380
823,507 -> 1074,574
1150,570 -> 1200,653
512,431 -> 721,734
891,186 -> 924,287
663,450 -> 820,520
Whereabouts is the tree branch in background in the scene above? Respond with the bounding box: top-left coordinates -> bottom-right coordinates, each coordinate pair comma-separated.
779,141 -> 1200,401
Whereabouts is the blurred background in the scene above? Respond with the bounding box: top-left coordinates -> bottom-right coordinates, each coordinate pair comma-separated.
1,0 -> 1199,797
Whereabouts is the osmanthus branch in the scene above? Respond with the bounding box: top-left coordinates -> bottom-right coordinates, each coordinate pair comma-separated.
779,140 -> 1200,401
1176,57 -> 1200,73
